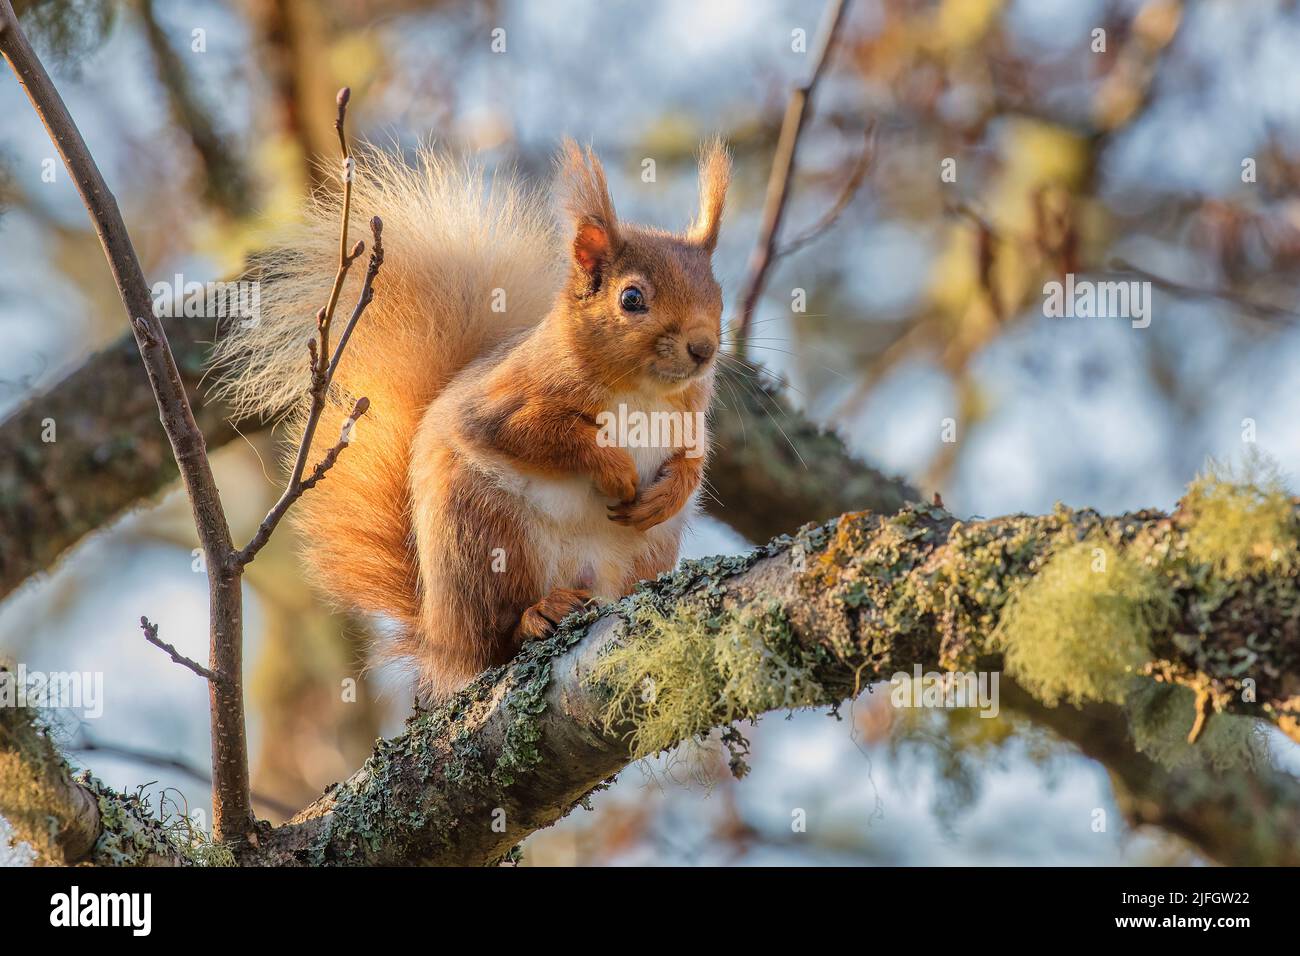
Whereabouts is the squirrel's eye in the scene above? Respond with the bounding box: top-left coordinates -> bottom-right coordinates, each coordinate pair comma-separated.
619,286 -> 647,313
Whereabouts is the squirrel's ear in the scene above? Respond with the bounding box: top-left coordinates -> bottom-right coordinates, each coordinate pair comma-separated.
558,139 -> 621,282
686,137 -> 731,253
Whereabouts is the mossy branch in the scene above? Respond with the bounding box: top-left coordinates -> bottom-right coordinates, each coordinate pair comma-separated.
7,489 -> 1299,865
0,682 -> 185,866
237,493 -> 1299,866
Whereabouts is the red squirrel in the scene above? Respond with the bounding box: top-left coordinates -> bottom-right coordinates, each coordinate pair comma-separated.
216,139 -> 731,697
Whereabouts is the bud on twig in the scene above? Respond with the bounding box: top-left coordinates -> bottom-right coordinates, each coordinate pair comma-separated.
335,87 -> 351,140
338,397 -> 370,445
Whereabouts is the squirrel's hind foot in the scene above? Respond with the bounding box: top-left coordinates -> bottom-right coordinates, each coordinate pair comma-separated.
512,587 -> 593,646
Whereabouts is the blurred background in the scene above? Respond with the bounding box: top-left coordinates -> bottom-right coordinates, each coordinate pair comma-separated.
3,0 -> 1300,865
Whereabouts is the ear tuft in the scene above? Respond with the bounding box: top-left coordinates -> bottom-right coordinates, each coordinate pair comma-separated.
687,137 -> 731,253
558,139 -> 621,278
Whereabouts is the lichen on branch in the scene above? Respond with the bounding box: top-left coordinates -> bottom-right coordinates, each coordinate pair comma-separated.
0,695 -> 191,866
7,468 -> 1299,866
587,602 -> 825,760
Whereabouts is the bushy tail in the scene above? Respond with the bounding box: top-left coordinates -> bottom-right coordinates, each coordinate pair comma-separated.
212,144 -> 561,635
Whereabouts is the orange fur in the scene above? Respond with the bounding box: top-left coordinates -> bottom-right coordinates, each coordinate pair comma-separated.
213,140 -> 731,697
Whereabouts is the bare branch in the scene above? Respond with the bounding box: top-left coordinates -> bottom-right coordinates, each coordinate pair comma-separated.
302,398 -> 370,489
140,616 -> 227,687
328,217 -> 385,380
318,85 -> 359,368
131,0 -> 253,216
0,0 -> 254,843
732,0 -> 853,353
235,395 -> 371,566
774,123 -> 875,261
70,733 -> 298,819
1107,257 -> 1300,324
232,204 -> 385,569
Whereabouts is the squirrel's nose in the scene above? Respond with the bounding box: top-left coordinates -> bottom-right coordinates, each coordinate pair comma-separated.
686,339 -> 716,364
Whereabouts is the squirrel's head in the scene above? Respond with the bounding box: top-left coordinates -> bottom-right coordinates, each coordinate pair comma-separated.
557,139 -> 731,394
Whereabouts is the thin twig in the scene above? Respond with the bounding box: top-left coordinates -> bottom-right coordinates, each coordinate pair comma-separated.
234,230 -> 382,568
318,86 -> 360,371
236,394 -> 372,564
232,92 -> 384,569
732,0 -> 853,354
941,212 -> 1300,326
1107,257 -> 1300,323
303,397 -> 371,488
774,122 -> 875,261
140,617 -> 227,687
327,220 -> 384,381
70,733 -> 299,818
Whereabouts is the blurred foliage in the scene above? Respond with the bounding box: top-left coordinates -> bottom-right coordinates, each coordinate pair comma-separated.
1125,679 -> 1267,773
885,689 -> 1031,833
13,0 -> 115,64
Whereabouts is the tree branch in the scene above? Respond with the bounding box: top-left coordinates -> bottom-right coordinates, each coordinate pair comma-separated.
999,681 -> 1300,867
0,316 -> 244,598
132,0 -> 253,216
140,616 -> 227,686
6,500 -> 1299,865
232,200 -> 383,569
0,0 -> 254,842
707,366 -> 916,542
233,504 -> 1299,866
732,0 -> 852,353
0,670 -> 183,866
773,123 -> 875,262
0,24 -> 384,844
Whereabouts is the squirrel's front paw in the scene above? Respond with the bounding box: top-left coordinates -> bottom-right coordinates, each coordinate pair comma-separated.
512,587 -> 593,646
607,477 -> 682,532
592,449 -> 639,504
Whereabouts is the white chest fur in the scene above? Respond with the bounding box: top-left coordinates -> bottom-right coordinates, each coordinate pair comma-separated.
484,388 -> 692,599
